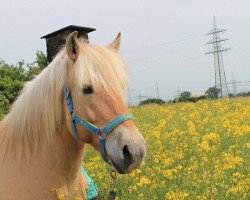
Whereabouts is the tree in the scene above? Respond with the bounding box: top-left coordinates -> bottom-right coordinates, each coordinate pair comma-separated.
0,93 -> 9,119
205,87 -> 221,99
35,51 -> 48,69
26,51 -> 48,79
179,91 -> 192,102
0,60 -> 27,104
0,51 -> 47,116
140,98 -> 165,106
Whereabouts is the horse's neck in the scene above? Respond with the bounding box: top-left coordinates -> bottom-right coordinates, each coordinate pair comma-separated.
0,122 -> 86,189
43,126 -> 85,172
32,125 -> 86,179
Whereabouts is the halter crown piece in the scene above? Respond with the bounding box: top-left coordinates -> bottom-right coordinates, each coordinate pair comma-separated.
64,86 -> 133,162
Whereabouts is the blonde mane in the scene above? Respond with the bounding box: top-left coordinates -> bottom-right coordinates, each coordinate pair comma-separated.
0,43 -> 129,155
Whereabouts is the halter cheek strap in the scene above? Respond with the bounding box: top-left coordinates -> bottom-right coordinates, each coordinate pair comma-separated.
64,87 -> 133,162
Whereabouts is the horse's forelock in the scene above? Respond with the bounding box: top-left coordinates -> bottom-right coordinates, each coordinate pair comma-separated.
74,44 -> 129,101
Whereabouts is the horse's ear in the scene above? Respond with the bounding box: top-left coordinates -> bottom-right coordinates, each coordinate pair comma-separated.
107,32 -> 121,52
66,31 -> 80,61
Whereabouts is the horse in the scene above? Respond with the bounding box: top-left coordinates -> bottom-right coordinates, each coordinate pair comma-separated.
0,32 -> 146,200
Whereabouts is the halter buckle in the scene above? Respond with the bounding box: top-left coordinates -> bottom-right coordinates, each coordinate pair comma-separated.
69,110 -> 75,120
98,129 -> 106,138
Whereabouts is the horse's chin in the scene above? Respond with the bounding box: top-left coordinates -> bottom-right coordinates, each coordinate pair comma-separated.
109,158 -> 126,174
108,155 -> 140,174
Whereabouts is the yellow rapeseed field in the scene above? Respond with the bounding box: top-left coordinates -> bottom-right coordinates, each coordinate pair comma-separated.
82,98 -> 250,200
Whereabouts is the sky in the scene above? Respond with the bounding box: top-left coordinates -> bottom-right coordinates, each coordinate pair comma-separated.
0,0 -> 250,102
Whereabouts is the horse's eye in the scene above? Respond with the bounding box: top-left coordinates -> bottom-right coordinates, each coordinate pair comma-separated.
82,85 -> 93,94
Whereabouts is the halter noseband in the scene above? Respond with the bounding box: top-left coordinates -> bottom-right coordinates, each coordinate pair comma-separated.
64,86 -> 133,162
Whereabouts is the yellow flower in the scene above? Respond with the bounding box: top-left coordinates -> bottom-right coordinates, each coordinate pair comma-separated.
79,98 -> 250,199
175,151 -> 184,160
221,153 -> 244,170
164,158 -> 174,166
165,191 -> 189,200
137,176 -> 151,186
226,180 -> 249,196
198,132 -> 221,153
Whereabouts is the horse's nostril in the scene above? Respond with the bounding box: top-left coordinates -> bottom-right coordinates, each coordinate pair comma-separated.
122,145 -> 133,163
139,150 -> 145,160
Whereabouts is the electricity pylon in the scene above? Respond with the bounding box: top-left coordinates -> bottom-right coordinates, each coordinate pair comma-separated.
156,82 -> 159,98
206,16 -> 230,98
227,73 -> 240,95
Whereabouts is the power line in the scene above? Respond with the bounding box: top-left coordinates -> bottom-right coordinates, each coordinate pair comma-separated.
121,35 -> 203,54
126,45 -> 201,64
230,40 -> 250,60
131,54 -> 203,73
224,57 -> 250,76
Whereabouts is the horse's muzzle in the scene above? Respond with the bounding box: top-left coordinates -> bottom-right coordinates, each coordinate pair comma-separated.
105,126 -> 146,174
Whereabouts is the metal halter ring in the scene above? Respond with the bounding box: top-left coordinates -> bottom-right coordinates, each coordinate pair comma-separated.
98,129 -> 106,138
70,110 -> 76,120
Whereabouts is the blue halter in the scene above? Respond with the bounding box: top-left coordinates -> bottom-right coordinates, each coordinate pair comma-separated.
64,86 -> 133,162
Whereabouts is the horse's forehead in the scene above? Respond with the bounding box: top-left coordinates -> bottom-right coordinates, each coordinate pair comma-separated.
68,43 -> 128,103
